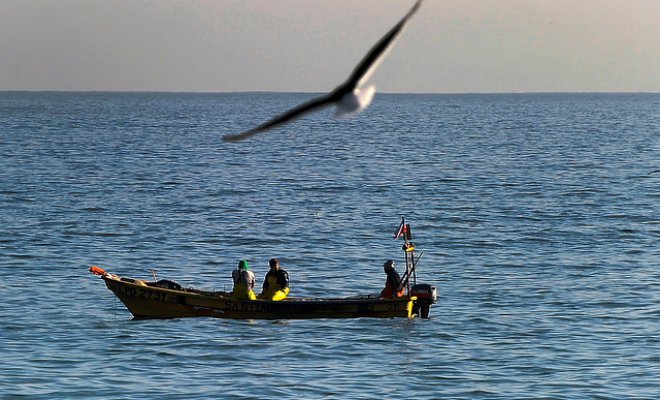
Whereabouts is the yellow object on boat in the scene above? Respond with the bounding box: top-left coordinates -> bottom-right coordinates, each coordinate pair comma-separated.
270,287 -> 289,301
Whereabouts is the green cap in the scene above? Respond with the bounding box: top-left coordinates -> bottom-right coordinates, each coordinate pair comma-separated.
238,260 -> 249,270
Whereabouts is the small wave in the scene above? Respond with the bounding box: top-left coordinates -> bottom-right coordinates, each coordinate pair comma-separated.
62,230 -> 135,237
80,206 -> 108,212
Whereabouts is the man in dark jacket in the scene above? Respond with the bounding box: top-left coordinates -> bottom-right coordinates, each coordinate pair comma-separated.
259,258 -> 290,301
379,260 -> 404,298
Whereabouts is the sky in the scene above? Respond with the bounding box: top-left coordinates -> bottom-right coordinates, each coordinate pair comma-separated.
1,0 -> 659,93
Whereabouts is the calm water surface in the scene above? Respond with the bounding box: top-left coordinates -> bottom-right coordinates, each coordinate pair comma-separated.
1,92 -> 658,399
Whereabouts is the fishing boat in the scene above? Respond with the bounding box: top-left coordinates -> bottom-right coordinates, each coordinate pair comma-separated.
89,218 -> 437,320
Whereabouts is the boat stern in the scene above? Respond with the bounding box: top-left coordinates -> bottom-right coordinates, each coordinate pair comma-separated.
410,283 -> 437,318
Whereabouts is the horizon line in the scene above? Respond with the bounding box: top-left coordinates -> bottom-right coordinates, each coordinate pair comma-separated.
1,90 -> 659,95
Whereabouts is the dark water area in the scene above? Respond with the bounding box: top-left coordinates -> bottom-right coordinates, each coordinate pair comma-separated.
1,92 -> 658,399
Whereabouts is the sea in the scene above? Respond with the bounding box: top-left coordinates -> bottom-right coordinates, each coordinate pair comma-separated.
0,92 -> 658,399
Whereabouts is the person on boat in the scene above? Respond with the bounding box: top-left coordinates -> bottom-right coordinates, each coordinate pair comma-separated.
232,259 -> 256,300
258,258 -> 289,301
379,260 -> 405,298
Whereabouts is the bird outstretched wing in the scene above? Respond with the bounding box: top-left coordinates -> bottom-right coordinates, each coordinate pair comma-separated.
341,0 -> 422,91
222,93 -> 335,142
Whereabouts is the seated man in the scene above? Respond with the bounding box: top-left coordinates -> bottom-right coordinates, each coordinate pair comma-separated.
232,260 -> 256,300
379,260 -> 405,298
258,258 -> 289,301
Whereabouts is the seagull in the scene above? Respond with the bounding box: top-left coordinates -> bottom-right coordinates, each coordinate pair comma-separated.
222,0 -> 423,142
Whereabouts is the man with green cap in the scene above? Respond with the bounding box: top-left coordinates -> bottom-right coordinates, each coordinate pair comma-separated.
232,259 -> 256,300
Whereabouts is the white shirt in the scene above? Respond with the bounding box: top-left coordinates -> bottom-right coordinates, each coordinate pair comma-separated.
232,269 -> 255,291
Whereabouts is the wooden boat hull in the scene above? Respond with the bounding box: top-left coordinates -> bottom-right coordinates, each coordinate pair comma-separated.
102,274 -> 416,320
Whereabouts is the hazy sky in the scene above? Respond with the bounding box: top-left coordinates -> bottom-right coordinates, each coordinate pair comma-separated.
1,0 -> 659,93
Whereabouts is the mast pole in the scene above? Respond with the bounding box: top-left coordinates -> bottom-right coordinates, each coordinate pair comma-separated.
401,217 -> 415,294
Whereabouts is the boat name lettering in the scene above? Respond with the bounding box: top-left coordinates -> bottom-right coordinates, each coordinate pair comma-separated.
137,288 -> 175,303
109,281 -> 176,303
224,300 -> 300,314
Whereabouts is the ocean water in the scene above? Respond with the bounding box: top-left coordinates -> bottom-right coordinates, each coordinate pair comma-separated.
0,92 -> 658,399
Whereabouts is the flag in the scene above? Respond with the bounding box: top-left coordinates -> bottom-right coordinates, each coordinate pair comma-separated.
393,219 -> 406,239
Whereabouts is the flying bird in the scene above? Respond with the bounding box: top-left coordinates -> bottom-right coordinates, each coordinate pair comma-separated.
222,0 -> 422,142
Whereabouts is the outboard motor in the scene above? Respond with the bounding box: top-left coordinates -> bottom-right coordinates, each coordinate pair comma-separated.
393,217 -> 438,319
410,283 -> 437,318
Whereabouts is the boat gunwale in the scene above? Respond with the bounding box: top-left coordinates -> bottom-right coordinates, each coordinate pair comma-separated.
102,274 -> 418,305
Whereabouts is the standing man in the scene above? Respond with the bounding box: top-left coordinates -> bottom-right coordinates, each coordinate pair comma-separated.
379,260 -> 404,298
259,258 -> 290,301
232,260 -> 256,300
